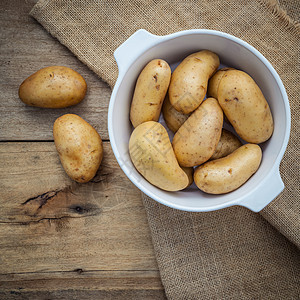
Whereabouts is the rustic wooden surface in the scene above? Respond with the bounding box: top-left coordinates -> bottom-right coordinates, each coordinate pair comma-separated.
0,1 -> 166,299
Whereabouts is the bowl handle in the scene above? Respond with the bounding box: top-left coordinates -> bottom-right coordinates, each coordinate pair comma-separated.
238,166 -> 284,212
114,29 -> 162,75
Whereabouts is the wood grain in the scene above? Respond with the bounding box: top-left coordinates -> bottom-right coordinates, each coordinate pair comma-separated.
0,0 -> 111,141
0,142 -> 165,298
0,142 -> 156,272
0,1 -> 166,298
0,271 -> 166,299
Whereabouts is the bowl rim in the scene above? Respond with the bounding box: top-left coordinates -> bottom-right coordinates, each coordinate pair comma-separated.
108,29 -> 291,212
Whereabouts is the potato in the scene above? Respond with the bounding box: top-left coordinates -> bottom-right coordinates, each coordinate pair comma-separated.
182,167 -> 194,187
19,66 -> 87,108
129,121 -> 189,191
218,70 -> 273,143
210,129 -> 242,160
130,59 -> 171,128
162,93 -> 190,133
172,98 -> 223,167
207,68 -> 234,99
169,50 -> 220,114
194,144 -> 262,194
53,114 -> 103,183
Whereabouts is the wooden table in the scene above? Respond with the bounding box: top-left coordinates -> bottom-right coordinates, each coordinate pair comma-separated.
0,1 -> 166,298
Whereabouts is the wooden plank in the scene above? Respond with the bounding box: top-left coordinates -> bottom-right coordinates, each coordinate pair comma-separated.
0,142 -> 158,274
0,290 -> 166,300
0,271 -> 166,299
0,1 -> 165,298
0,0 -> 111,141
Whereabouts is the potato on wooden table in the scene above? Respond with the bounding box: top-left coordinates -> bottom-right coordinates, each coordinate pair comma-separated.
53,114 -> 103,183
19,66 -> 87,108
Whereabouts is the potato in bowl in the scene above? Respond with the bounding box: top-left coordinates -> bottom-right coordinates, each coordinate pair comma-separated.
108,29 -> 290,212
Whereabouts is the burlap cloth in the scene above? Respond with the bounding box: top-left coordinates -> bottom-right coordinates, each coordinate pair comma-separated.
30,1 -> 299,299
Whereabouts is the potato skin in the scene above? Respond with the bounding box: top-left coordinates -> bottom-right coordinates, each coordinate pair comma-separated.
19,66 -> 87,108
130,59 -> 171,128
194,144 -> 262,194
182,167 -> 194,187
210,129 -> 242,160
162,93 -> 190,133
53,114 -> 103,183
172,98 -> 223,167
207,68 -> 234,99
218,70 -> 273,143
129,121 -> 189,191
169,50 -> 220,114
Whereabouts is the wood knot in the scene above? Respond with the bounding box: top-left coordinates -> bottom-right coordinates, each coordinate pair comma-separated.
70,205 -> 85,214
69,204 -> 101,216
75,206 -> 83,213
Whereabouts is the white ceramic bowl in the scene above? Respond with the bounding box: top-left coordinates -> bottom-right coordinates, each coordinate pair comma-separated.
108,29 -> 290,212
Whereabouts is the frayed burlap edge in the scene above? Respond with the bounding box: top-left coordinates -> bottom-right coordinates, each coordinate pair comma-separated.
259,0 -> 300,33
